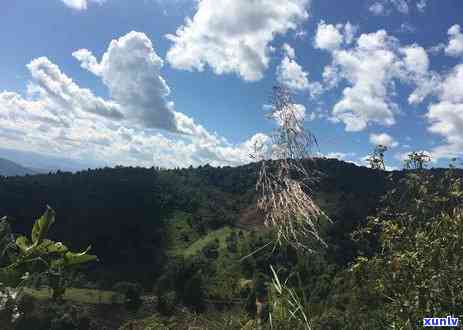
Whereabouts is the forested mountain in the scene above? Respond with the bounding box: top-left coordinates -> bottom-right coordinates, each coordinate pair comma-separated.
1,159 -> 462,329
0,157 -> 37,177
0,158 -> 388,282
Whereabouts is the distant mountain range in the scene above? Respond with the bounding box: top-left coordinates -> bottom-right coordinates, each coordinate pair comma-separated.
0,147 -> 105,174
0,157 -> 38,176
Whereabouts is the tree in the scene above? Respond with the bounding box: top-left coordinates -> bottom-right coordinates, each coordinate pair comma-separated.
349,169 -> 463,327
404,151 -> 431,170
367,145 -> 388,170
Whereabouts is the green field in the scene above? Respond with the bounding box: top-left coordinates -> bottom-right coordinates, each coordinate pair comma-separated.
182,226 -> 235,257
24,287 -> 125,304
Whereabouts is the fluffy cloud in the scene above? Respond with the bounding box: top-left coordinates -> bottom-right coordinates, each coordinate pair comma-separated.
369,132 -> 399,148
272,103 -> 306,128
400,44 -> 439,105
61,0 -> 105,10
276,44 -> 322,96
317,25 -> 440,132
369,0 -> 410,15
445,25 -> 463,57
73,32 -> 179,132
165,0 -> 310,81
369,2 -> 387,15
0,32 -> 270,168
314,21 -> 344,51
417,0 -> 427,12
426,64 -> 463,160
327,30 -> 399,131
391,0 -> 410,14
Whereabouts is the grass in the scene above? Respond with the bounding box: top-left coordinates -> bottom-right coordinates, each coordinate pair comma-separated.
165,211 -> 200,256
182,226 -> 234,257
164,211 -> 239,258
24,287 -> 124,304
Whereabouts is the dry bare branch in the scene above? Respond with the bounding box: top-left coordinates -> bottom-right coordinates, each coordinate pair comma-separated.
253,86 -> 329,252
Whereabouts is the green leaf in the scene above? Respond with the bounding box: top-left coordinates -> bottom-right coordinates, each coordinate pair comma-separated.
64,246 -> 98,266
36,240 -> 68,255
31,206 -> 56,245
16,236 -> 31,253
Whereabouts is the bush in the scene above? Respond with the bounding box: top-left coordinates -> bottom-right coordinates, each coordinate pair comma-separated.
113,282 -> 143,310
158,290 -> 177,316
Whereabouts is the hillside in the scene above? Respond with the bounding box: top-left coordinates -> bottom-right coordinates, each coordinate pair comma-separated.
1,159 -> 462,329
0,157 -> 37,177
0,158 -> 390,278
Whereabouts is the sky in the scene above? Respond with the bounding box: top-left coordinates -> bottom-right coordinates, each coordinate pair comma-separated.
0,0 -> 462,170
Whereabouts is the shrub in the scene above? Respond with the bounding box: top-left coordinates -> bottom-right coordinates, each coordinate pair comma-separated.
158,290 -> 177,316
113,282 -> 143,310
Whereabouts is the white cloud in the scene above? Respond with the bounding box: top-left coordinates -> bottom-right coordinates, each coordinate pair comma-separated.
369,132 -> 399,148
281,43 -> 296,59
328,30 -> 399,131
369,0 -> 410,15
0,32 -> 272,169
276,44 -> 322,96
314,21 -> 344,51
277,55 -> 310,92
399,44 -> 439,105
73,31 -> 180,132
317,27 -> 441,132
391,0 -> 409,14
417,0 -> 427,12
272,103 -> 306,129
426,64 -> 463,160
61,0 -> 105,10
166,0 -> 310,81
369,2 -> 387,15
445,24 -> 463,57
399,23 -> 416,34
343,22 -> 358,45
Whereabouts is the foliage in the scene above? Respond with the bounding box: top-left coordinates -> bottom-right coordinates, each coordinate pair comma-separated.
0,206 -> 97,327
267,265 -> 311,330
113,282 -> 143,310
348,169 -> 463,327
1,206 -> 97,299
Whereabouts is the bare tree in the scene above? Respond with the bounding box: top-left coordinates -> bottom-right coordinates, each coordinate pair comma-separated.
252,86 -> 328,252
367,145 -> 388,170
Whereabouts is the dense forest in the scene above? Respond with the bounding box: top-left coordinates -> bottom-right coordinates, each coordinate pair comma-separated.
1,158 -> 462,329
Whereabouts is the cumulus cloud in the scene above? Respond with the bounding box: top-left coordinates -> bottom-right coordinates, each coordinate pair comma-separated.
317,25 -> 441,132
61,0 -> 106,10
165,0 -> 310,81
369,132 -> 399,148
272,103 -> 306,129
276,44 -> 322,97
369,2 -> 387,15
369,0 -> 410,15
314,21 -> 344,51
327,30 -> 399,131
0,32 -> 271,169
400,44 -> 440,105
445,24 -> 463,57
417,0 -> 427,12
72,32 -> 183,132
426,64 -> 463,160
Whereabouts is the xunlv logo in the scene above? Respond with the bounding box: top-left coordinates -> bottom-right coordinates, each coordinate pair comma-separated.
423,316 -> 459,327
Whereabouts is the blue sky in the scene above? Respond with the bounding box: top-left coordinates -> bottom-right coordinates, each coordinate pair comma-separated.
0,0 -> 462,170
